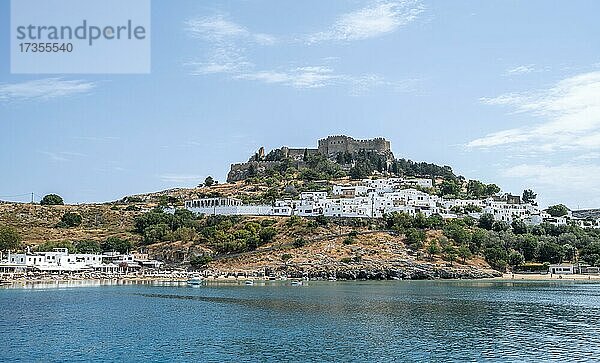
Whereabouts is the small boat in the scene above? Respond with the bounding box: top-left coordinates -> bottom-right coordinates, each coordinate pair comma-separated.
187,276 -> 203,285
290,280 -> 303,286
244,280 -> 254,285
328,276 -> 337,281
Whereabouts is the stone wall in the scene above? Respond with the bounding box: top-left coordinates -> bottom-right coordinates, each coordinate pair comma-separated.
317,135 -> 391,156
227,135 -> 394,182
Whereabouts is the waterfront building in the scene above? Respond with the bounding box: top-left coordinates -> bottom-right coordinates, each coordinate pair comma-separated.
548,263 -> 582,275
5,248 -> 117,273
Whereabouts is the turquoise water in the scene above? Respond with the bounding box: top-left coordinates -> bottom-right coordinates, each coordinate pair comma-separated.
2,280 -> 600,362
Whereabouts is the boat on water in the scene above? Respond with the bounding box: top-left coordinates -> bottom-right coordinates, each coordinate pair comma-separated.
290,280 -> 303,286
244,280 -> 254,285
187,276 -> 203,285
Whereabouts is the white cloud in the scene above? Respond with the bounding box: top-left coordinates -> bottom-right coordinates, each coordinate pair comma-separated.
185,46 -> 252,75
185,15 -> 275,45
236,66 -> 339,89
0,78 -> 96,102
308,0 -> 423,42
468,71 -> 600,152
574,152 -> 600,161
183,6 -> 420,93
502,164 -> 600,189
40,151 -> 86,163
159,174 -> 203,183
501,163 -> 600,208
505,64 -> 536,76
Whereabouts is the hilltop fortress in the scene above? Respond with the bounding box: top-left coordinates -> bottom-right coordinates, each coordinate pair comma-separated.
227,135 -> 393,182
317,135 -> 391,157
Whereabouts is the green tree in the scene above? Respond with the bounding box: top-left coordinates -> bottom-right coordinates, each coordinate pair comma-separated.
0,226 -> 21,253
508,250 -> 525,270
563,244 -> 576,262
483,246 -> 508,271
478,213 -> 495,230
426,214 -> 445,229
190,255 -> 212,269
522,189 -> 537,203
515,234 -> 538,261
443,221 -> 472,245
40,194 -> 64,205
457,245 -> 472,264
580,243 -> 600,266
75,240 -> 101,254
173,226 -> 196,243
443,245 -> 458,266
511,220 -> 528,234
349,162 -> 371,180
467,180 -> 486,197
470,228 -> 488,254
259,227 -> 278,243
492,221 -> 510,232
405,228 -> 426,250
546,204 -> 569,217
536,239 -> 563,263
439,179 -> 461,197
293,238 -> 307,248
204,176 -> 214,187
102,236 -> 133,253
485,184 -> 501,196
59,212 -> 82,228
427,240 -> 440,261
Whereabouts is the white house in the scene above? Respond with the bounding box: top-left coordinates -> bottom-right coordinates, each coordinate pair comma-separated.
7,248 -> 116,272
548,263 -> 581,274
185,197 -> 274,216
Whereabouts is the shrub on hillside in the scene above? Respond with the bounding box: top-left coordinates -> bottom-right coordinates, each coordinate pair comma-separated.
40,194 -> 64,205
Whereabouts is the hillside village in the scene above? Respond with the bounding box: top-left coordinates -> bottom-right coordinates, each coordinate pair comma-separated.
187,135 -> 597,228
2,135 -> 600,280
185,177 -> 586,228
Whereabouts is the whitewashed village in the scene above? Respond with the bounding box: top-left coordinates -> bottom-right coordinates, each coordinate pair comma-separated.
185,177 -> 577,225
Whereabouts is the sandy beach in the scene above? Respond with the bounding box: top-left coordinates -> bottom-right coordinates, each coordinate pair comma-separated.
498,273 -> 600,281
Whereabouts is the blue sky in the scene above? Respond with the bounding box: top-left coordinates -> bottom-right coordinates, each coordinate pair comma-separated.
1,0 -> 600,208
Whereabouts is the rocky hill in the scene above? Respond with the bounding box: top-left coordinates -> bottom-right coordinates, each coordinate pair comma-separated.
0,203 -> 141,246
0,193 -> 501,280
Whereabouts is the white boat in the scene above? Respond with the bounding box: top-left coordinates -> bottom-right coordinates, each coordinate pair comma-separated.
244,280 -> 254,285
290,280 -> 303,286
187,276 -> 203,285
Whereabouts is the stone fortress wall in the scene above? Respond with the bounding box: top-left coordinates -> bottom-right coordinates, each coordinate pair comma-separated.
317,135 -> 391,156
227,135 -> 392,182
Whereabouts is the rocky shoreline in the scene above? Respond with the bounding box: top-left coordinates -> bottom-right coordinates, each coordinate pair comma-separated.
208,260 -> 503,280
1,263 -> 501,284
